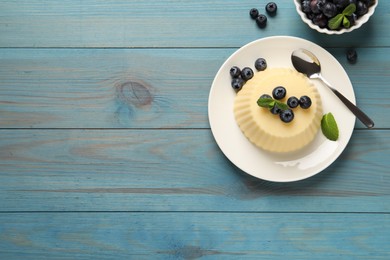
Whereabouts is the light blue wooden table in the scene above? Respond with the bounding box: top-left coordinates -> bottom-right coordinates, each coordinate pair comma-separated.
1,0 -> 389,259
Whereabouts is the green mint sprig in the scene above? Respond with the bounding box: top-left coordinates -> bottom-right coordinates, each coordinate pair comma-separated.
328,3 -> 356,30
257,97 -> 288,110
321,113 -> 339,141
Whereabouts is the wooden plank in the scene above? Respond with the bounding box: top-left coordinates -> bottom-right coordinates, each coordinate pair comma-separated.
0,48 -> 388,129
0,48 -> 221,128
0,212 -> 389,259
1,129 -> 389,212
0,0 -> 388,48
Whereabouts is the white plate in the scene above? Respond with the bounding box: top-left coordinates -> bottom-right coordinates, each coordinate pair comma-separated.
208,36 -> 356,182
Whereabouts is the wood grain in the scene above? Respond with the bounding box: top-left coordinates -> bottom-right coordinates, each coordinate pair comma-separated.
0,48 -> 388,128
0,212 -> 389,259
0,0 -> 388,48
1,129 -> 389,212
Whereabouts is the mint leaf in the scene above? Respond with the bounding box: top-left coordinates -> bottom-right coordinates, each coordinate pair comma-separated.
275,100 -> 288,110
257,97 -> 288,110
328,4 -> 356,30
342,3 -> 356,16
257,97 -> 274,108
343,16 -> 351,28
321,113 -> 339,141
328,13 -> 344,30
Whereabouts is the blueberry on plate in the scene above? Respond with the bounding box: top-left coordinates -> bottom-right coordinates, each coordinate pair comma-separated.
299,95 -> 312,109
272,86 -> 286,100
230,66 -> 241,78
255,14 -> 267,28
231,78 -> 245,91
254,58 -> 267,71
265,2 -> 277,16
287,96 -> 299,108
241,67 -> 254,81
249,8 -> 259,19
280,109 -> 294,123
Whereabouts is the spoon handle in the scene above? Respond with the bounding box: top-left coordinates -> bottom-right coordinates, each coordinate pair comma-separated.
331,89 -> 374,128
316,75 -> 374,128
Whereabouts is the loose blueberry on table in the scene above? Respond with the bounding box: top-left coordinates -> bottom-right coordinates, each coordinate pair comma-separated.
250,2 -> 277,29
346,48 -> 358,63
249,8 -> 259,19
255,14 -> 268,28
265,2 -> 278,16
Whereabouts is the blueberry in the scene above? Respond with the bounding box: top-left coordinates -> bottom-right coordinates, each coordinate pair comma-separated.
271,104 -> 282,115
334,0 -> 350,10
349,0 -> 357,4
254,58 -> 267,71
231,78 -> 245,91
301,0 -> 311,13
230,66 -> 241,78
312,13 -> 328,28
356,1 -> 368,17
272,86 -> 286,100
306,12 -> 316,21
346,48 -> 358,64
249,8 -> 259,19
310,0 -> 321,14
316,0 -> 327,12
361,0 -> 374,6
287,96 -> 299,108
255,14 -> 267,28
299,95 -> 312,109
322,2 -> 338,18
260,94 -> 272,100
280,109 -> 294,123
265,2 -> 277,16
241,67 -> 254,81
347,13 -> 358,27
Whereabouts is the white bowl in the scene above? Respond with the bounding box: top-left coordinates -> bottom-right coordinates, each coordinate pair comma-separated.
294,0 -> 378,35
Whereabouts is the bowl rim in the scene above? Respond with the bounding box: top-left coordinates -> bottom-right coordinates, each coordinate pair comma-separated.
294,0 -> 378,35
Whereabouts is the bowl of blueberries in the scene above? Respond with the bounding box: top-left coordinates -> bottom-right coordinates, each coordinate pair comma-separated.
294,0 -> 378,34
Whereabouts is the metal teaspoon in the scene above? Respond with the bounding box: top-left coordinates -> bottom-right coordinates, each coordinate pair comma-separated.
291,48 -> 374,128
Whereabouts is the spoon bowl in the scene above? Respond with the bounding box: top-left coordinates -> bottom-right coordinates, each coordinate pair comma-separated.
291,49 -> 374,128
